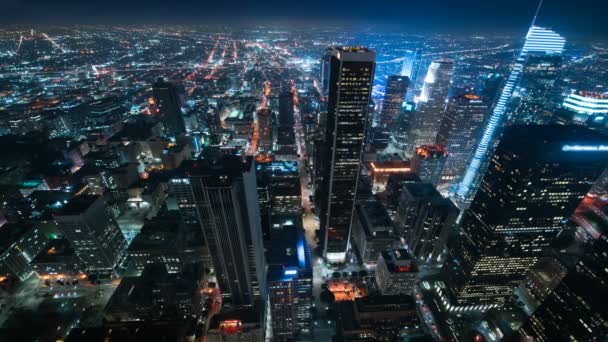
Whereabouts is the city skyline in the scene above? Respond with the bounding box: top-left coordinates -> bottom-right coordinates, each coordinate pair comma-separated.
0,1 -> 607,341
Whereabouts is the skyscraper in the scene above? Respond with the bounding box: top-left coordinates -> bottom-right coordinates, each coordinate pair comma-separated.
54,195 -> 127,275
257,108 -> 272,153
317,47 -> 375,262
456,24 -> 567,203
439,125 -> 608,312
267,228 -> 313,340
436,94 -> 488,183
408,59 -> 454,152
508,28 -> 566,125
410,145 -> 448,186
401,48 -> 422,103
397,183 -> 458,265
152,78 -> 186,137
381,75 -> 409,126
171,156 -> 266,306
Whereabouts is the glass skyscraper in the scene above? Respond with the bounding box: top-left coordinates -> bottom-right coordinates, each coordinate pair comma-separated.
439,125 -> 608,312
456,26 -> 567,203
317,47 -> 375,262
171,156 -> 266,306
408,59 -> 454,153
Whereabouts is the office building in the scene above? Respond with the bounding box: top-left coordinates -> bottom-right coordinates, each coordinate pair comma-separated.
0,223 -> 48,281
397,183 -> 458,265
457,25 -> 567,203
127,213 -> 210,274
410,145 -> 448,186
562,91 -> 608,124
351,199 -> 396,268
367,160 -> 411,193
32,238 -> 81,278
436,94 -> 488,183
104,263 -> 206,322
381,75 -> 409,126
508,28 -> 566,125
335,294 -> 423,341
316,47 -> 375,262
267,228 -> 313,341
171,156 -> 265,306
440,125 -> 608,312
518,236 -> 608,341
206,306 -> 264,342
152,78 -> 186,137
54,196 -> 127,275
401,48 -> 423,103
376,249 -> 419,295
257,108 -> 272,153
408,59 -> 454,152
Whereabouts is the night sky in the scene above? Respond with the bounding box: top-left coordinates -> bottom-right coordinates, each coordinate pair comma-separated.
1,0 -> 607,40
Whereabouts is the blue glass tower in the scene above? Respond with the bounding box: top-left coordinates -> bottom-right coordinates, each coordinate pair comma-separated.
455,23 -> 565,204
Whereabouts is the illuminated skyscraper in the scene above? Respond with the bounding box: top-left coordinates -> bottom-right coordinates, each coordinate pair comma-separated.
152,78 -> 186,137
408,59 -> 454,152
508,26 -> 566,125
401,48 -> 422,102
439,125 -> 608,312
257,108 -> 272,153
171,156 -> 266,306
456,24 -> 567,203
381,75 -> 408,126
436,94 -> 489,183
317,47 -> 375,262
562,91 -> 608,124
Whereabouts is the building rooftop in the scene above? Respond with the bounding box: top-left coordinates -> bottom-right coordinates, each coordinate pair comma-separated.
32,238 -> 75,263
356,200 -> 394,237
414,145 -> 448,159
56,195 -> 99,216
381,249 -> 418,273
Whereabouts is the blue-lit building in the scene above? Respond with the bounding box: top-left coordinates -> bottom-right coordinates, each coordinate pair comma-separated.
456,25 -> 567,206
401,48 -> 423,103
562,91 -> 608,123
267,226 -> 313,341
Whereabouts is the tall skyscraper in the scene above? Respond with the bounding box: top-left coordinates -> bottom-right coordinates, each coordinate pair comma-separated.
152,78 -> 186,137
408,59 -> 454,152
508,27 -> 566,125
436,94 -> 488,183
456,23 -> 567,203
257,108 -> 272,153
381,75 -> 409,126
401,48 -> 423,103
54,195 -> 127,275
317,47 -> 375,262
171,156 -> 266,306
438,125 -> 608,312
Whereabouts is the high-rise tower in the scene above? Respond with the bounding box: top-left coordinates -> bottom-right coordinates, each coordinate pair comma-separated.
152,78 -> 187,137
456,20 -> 567,203
381,75 -> 409,126
171,156 -> 266,306
408,59 -> 454,152
436,94 -> 489,183
439,125 -> 608,312
317,47 -> 375,262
